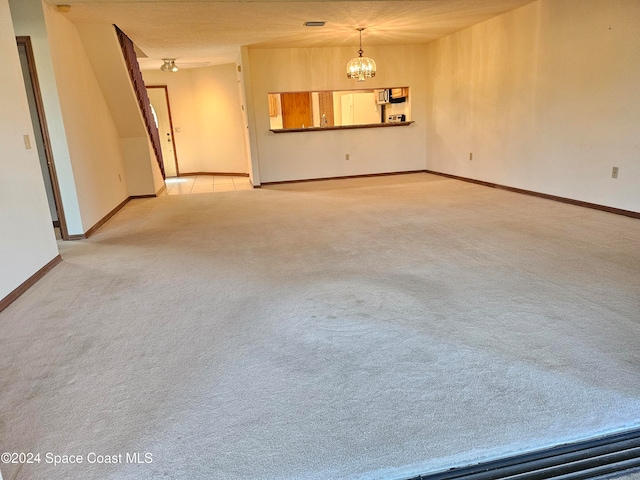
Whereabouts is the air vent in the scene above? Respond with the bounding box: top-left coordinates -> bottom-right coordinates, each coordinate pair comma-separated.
405,427 -> 640,480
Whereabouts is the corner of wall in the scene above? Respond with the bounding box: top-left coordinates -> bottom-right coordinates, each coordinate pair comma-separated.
240,46 -> 261,186
119,137 -> 154,196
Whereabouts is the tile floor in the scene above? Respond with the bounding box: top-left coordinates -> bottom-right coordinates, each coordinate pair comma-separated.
164,175 -> 253,195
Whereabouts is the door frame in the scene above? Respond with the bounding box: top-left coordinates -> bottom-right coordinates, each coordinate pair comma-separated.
16,36 -> 69,240
146,85 -> 180,177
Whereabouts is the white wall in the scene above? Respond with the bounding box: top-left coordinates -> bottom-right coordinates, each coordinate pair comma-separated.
0,0 -> 59,300
143,64 -> 248,175
246,45 -> 428,183
425,0 -> 640,212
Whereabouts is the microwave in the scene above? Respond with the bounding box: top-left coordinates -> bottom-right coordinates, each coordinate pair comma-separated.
376,89 -> 390,104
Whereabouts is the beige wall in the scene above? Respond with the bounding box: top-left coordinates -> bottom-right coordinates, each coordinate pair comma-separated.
246,45 -> 428,183
143,64 -> 248,175
0,0 -> 59,300
425,0 -> 640,212
192,64 -> 247,174
75,23 -> 163,197
43,6 -> 130,230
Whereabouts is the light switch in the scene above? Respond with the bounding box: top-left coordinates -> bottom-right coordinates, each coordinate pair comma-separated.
24,135 -> 32,149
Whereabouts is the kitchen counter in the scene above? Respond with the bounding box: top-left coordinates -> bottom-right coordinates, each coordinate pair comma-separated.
270,121 -> 414,134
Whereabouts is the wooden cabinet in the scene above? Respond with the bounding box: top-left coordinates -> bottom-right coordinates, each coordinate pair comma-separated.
281,92 -> 312,129
391,87 -> 408,99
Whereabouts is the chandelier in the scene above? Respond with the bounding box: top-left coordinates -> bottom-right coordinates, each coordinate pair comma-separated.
346,28 -> 376,81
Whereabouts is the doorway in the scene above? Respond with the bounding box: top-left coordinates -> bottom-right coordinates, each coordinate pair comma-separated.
146,86 -> 179,177
16,36 -> 68,240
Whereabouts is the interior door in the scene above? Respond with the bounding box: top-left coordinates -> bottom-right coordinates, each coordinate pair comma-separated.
341,93 -> 354,126
352,92 -> 380,125
17,36 -> 68,239
281,92 -> 312,129
146,86 -> 179,177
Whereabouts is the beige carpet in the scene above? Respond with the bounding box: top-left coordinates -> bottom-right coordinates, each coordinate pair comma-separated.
1,173 -> 639,480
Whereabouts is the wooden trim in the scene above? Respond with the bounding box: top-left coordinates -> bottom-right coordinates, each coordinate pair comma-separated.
79,196 -> 131,240
155,183 -> 167,196
263,169 -> 639,219
42,169 -> 638,247
318,91 -> 334,127
66,187 -> 171,240
261,170 -> 426,186
162,87 -> 179,176
270,121 -> 414,134
66,234 -> 86,241
424,170 -> 640,220
84,196 -> 130,238
268,86 -> 409,96
17,37 -> 70,240
0,255 -> 62,313
116,27 -> 165,179
146,85 -> 180,176
130,184 -> 167,198
179,172 -> 249,177
61,184 -> 175,240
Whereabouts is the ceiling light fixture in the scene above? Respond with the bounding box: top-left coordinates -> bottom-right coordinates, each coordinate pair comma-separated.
304,21 -> 326,27
160,59 -> 179,72
346,28 -> 376,82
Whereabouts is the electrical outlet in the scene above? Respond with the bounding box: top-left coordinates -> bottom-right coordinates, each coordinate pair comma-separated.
345,153 -> 350,161
469,152 -> 473,161
612,167 -> 619,179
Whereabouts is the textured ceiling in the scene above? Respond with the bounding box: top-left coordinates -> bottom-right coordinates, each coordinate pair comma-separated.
44,0 -> 535,69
